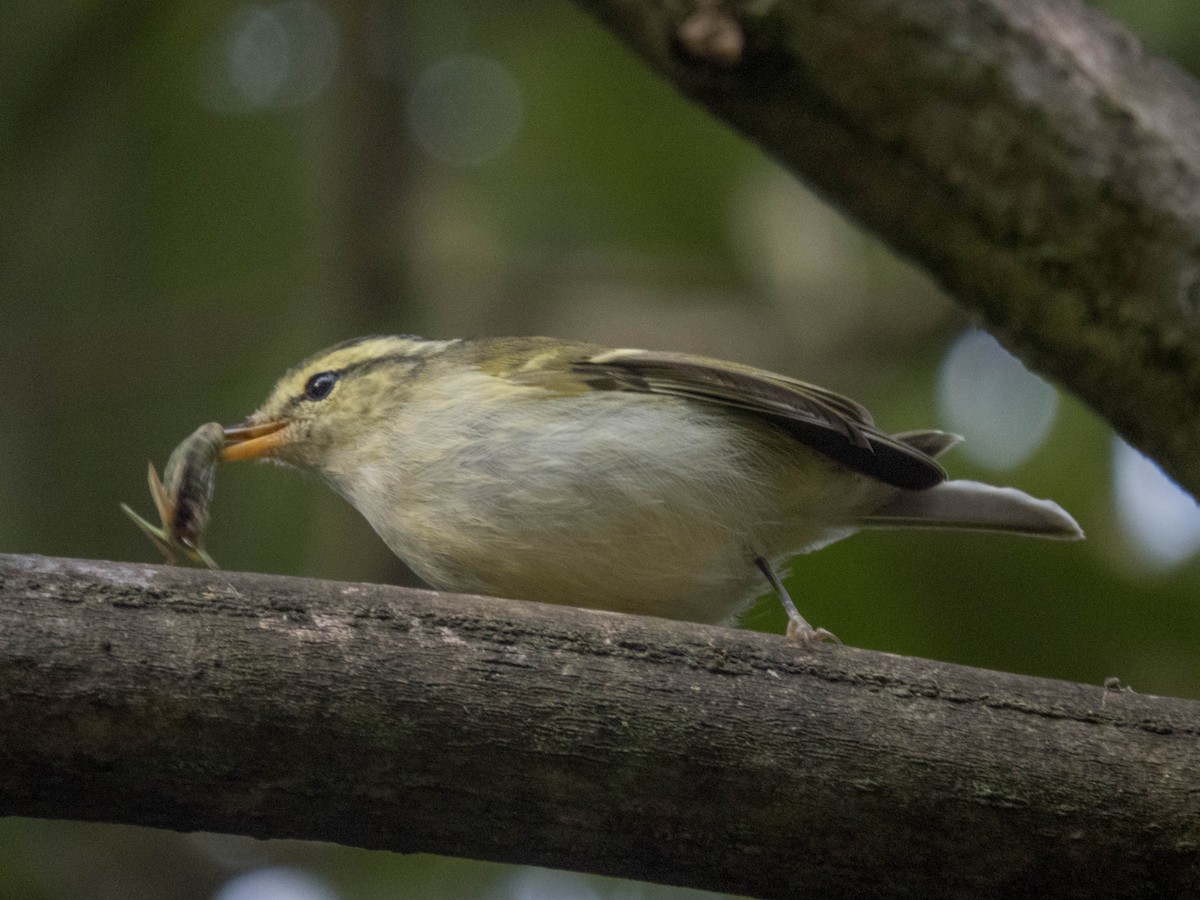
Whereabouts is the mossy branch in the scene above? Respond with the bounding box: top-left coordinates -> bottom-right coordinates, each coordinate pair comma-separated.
573,0 -> 1200,498
1,552 -> 1198,899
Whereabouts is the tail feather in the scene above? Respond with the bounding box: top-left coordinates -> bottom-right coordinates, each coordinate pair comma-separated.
861,479 -> 1083,540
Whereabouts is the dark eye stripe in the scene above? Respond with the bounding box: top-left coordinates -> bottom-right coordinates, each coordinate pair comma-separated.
280,352 -> 427,414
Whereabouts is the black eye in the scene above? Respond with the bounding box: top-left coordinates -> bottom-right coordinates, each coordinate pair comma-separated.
303,371 -> 339,401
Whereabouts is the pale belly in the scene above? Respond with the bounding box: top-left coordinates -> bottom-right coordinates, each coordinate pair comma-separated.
332,383 -> 892,625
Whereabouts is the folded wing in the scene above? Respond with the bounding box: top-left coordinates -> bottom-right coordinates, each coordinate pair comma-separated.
571,349 -> 950,490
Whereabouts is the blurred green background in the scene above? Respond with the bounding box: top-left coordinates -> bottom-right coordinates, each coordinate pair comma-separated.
4,1 -> 1200,898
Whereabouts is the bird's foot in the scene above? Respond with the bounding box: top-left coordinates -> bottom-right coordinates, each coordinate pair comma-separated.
786,617 -> 841,645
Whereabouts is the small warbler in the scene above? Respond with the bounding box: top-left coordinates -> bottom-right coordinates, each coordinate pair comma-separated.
221,335 -> 1082,641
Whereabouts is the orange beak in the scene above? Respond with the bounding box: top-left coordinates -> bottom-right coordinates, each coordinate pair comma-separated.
221,420 -> 290,462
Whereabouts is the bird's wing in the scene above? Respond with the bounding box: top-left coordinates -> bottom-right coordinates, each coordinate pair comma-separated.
562,348 -> 948,490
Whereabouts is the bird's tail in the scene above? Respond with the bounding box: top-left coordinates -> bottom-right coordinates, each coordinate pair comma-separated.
859,479 -> 1083,539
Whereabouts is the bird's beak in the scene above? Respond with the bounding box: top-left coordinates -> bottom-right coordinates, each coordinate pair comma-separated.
221,420 -> 290,462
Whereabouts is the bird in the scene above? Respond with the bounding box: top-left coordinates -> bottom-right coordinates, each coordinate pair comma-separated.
220,334 -> 1082,642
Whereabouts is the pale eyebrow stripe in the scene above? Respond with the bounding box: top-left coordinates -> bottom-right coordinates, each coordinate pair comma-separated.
278,353 -> 427,415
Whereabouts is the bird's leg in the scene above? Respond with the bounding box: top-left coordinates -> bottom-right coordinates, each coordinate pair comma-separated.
754,556 -> 840,645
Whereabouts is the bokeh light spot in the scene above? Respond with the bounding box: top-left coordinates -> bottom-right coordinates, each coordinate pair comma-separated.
490,868 -> 605,900
407,55 -> 524,166
213,867 -> 339,900
937,329 -> 1058,470
227,6 -> 290,107
200,1 -> 340,114
1112,437 -> 1200,571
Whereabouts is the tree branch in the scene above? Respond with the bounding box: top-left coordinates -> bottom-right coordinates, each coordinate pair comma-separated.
2,552 -> 1198,899
573,0 -> 1200,498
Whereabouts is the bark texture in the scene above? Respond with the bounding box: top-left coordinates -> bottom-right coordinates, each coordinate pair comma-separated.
574,0 -> 1200,498
1,552 -> 1199,899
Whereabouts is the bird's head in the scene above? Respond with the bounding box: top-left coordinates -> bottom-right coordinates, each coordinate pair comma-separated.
221,335 -> 458,473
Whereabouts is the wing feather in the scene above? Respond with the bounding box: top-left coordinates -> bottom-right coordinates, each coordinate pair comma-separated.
572,349 -> 947,490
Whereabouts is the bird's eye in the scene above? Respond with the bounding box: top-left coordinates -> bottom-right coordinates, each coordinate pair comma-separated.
303,371 -> 339,401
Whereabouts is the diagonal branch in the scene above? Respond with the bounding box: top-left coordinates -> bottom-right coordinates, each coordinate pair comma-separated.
573,0 -> 1200,498
1,552 -> 1198,899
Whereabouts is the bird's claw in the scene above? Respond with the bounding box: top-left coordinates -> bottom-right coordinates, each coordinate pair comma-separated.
786,618 -> 841,645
